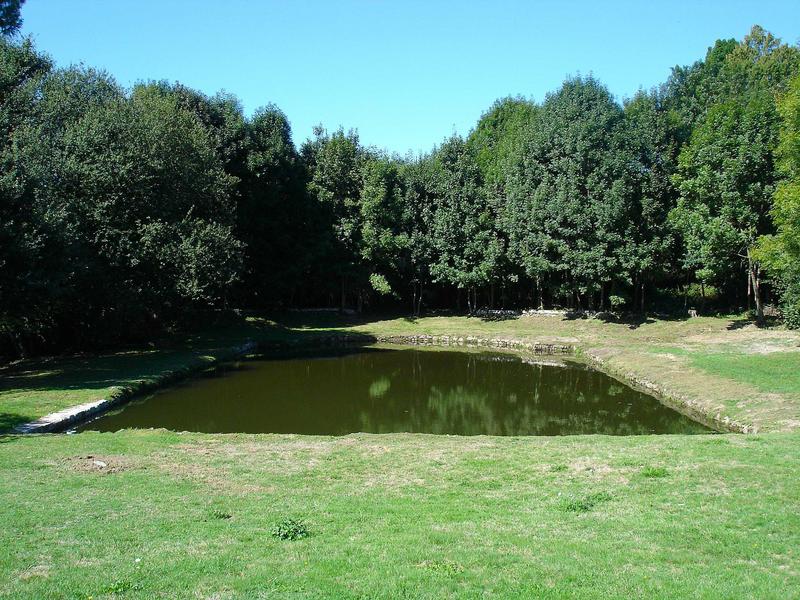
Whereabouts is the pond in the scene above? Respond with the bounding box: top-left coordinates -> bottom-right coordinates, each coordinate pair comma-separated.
78,346 -> 711,435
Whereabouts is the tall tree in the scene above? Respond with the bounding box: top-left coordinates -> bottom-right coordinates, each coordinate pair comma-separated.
14,67 -> 242,345
0,37 -> 51,353
757,75 -> 800,326
506,77 -> 627,309
302,127 -> 365,309
617,90 -> 679,310
398,155 -> 438,315
239,105 -> 315,305
430,135 -> 503,313
670,97 -> 778,321
670,26 -> 799,321
359,154 -> 407,303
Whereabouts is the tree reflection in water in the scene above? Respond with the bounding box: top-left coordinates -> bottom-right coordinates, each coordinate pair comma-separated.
82,347 -> 711,435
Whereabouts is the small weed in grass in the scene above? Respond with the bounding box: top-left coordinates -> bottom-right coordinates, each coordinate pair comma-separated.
210,509 -> 232,520
550,464 -> 568,472
103,580 -> 142,593
561,491 -> 612,513
641,466 -> 669,478
271,518 -> 310,541
417,559 -> 465,575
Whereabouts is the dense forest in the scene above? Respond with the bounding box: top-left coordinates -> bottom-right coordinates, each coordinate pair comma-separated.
1,20 -> 800,358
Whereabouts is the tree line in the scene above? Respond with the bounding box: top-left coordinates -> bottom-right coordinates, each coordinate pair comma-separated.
1,25 -> 799,357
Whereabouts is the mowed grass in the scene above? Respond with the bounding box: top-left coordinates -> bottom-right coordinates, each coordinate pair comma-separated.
689,351 -> 800,395
1,430 -> 798,599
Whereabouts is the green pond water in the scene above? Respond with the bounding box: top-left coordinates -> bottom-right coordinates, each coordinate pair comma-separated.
79,346 -> 711,435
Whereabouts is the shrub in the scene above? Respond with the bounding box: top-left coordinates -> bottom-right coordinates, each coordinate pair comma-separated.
609,295 -> 627,310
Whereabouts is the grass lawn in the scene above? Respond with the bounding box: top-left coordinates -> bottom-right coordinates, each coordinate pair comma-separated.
2,312 -> 800,597
1,430 -> 799,599
0,431 -> 800,598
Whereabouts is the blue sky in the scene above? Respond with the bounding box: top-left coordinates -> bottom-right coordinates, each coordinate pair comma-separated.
20,0 -> 800,155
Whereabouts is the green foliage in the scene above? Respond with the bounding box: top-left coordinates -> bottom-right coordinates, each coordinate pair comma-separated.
505,76 -> 637,307
271,518 -> 310,541
0,0 -> 23,36
429,135 -> 504,311
671,97 -> 778,286
609,295 -> 627,310
757,75 -> 800,326
369,273 -> 393,296
467,96 -> 536,187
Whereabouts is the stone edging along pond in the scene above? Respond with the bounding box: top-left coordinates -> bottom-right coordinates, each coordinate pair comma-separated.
366,334 -> 746,434
15,332 -> 746,434
14,341 -> 259,434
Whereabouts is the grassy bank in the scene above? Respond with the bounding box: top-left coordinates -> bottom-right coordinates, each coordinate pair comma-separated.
1,430 -> 798,598
3,312 -> 800,433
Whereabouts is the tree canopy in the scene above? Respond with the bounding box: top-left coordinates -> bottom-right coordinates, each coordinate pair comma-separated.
2,24 -> 800,357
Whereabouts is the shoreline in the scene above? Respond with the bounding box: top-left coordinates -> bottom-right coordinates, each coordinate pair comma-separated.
13,330 -> 737,435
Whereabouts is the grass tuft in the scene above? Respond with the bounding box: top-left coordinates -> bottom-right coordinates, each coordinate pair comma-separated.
640,466 -> 669,478
417,559 -> 465,575
561,491 -> 613,513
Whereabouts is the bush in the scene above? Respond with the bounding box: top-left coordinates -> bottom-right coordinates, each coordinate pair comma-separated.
609,295 -> 627,310
779,279 -> 800,329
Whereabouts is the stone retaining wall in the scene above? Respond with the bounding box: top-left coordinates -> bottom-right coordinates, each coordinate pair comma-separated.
371,334 -> 572,354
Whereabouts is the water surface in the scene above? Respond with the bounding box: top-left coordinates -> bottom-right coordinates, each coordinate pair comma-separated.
80,346 -> 710,435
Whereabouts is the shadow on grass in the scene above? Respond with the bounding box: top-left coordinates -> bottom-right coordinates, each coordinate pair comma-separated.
477,313 -> 521,322
0,412 -> 32,433
727,318 -> 756,330
592,313 -> 657,329
726,316 -> 780,330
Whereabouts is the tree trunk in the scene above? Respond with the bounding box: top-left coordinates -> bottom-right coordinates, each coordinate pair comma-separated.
700,282 -> 706,314
490,283 -> 495,310
536,276 -> 544,310
748,253 -> 764,325
640,281 -> 645,314
340,275 -> 347,311
746,267 -> 751,312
